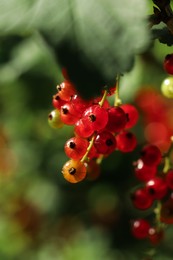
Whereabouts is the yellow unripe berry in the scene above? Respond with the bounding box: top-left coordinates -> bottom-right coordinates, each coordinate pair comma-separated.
161,77 -> 173,98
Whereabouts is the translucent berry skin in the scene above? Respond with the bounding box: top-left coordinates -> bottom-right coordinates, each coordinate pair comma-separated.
131,188 -> 153,210
121,104 -> 139,129
52,93 -> 66,110
62,160 -> 87,183
71,94 -> 91,116
161,77 -> 173,98
140,144 -> 162,166
48,109 -> 64,128
163,54 -> 173,75
75,118 -> 94,138
57,80 -> 76,101
131,219 -> 150,239
94,131 -> 116,154
134,159 -> 157,182
82,105 -> 108,131
106,106 -> 127,133
60,103 -> 80,125
64,137 -> 89,160
165,169 -> 173,189
116,131 -> 137,153
146,177 -> 168,200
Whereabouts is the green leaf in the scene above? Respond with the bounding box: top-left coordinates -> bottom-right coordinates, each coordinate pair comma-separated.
0,0 -> 150,98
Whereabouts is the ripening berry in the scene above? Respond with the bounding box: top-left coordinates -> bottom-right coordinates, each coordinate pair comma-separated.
64,137 -> 89,160
134,159 -> 157,182
145,177 -> 168,200
121,104 -> 139,129
62,160 -> 87,183
106,106 -> 127,133
163,54 -> 173,75
131,219 -> 150,239
116,131 -> 137,152
48,109 -> 64,128
140,144 -> 162,166
57,80 -> 76,101
161,77 -> 173,98
131,188 -> 153,210
82,105 -> 108,131
94,131 -> 116,154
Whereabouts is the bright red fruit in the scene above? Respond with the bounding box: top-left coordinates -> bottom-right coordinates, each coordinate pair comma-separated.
57,80 -> 76,101
116,131 -> 137,152
52,93 -> 66,110
60,103 -> 80,125
148,227 -> 164,245
131,219 -> 150,239
64,137 -> 89,160
82,105 -> 108,132
94,131 -> 116,154
146,177 -> 168,200
134,159 -> 157,182
106,106 -> 127,133
163,54 -> 173,75
121,104 -> 139,129
140,144 -> 162,166
131,188 -> 153,210
75,117 -> 94,138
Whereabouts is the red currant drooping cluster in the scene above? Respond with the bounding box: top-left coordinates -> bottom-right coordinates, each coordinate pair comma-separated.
48,73 -> 139,183
131,141 -> 173,244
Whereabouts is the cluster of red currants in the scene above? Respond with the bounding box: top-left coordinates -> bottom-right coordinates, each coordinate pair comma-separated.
48,74 -> 139,183
131,142 -> 173,244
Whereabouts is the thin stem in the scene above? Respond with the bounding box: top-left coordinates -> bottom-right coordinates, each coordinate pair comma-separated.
80,136 -> 95,163
114,75 -> 122,106
99,90 -> 108,107
154,201 -> 162,230
163,135 -> 173,173
96,154 -> 104,164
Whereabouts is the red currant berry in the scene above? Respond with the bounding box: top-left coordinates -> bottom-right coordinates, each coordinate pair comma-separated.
148,227 -> 164,245
60,103 -> 79,125
165,169 -> 173,189
52,93 -> 66,110
106,106 -> 127,133
163,54 -> 173,75
131,188 -> 153,210
146,177 -> 168,200
57,80 -> 76,101
71,94 -> 91,116
62,159 -> 87,183
116,131 -> 137,152
134,159 -> 157,182
82,105 -> 108,131
121,104 -> 139,129
48,109 -> 64,128
94,131 -> 116,154
131,219 -> 150,239
140,144 -> 162,166
75,117 -> 94,138
93,97 -> 110,108
64,137 -> 89,160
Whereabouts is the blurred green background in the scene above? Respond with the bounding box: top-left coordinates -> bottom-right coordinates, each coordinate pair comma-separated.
1,2 -> 173,260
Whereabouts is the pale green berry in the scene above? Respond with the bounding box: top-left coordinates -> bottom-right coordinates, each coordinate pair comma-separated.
48,109 -> 64,128
161,77 -> 173,98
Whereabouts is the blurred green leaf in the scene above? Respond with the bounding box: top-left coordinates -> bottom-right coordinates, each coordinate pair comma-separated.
0,0 -> 150,98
